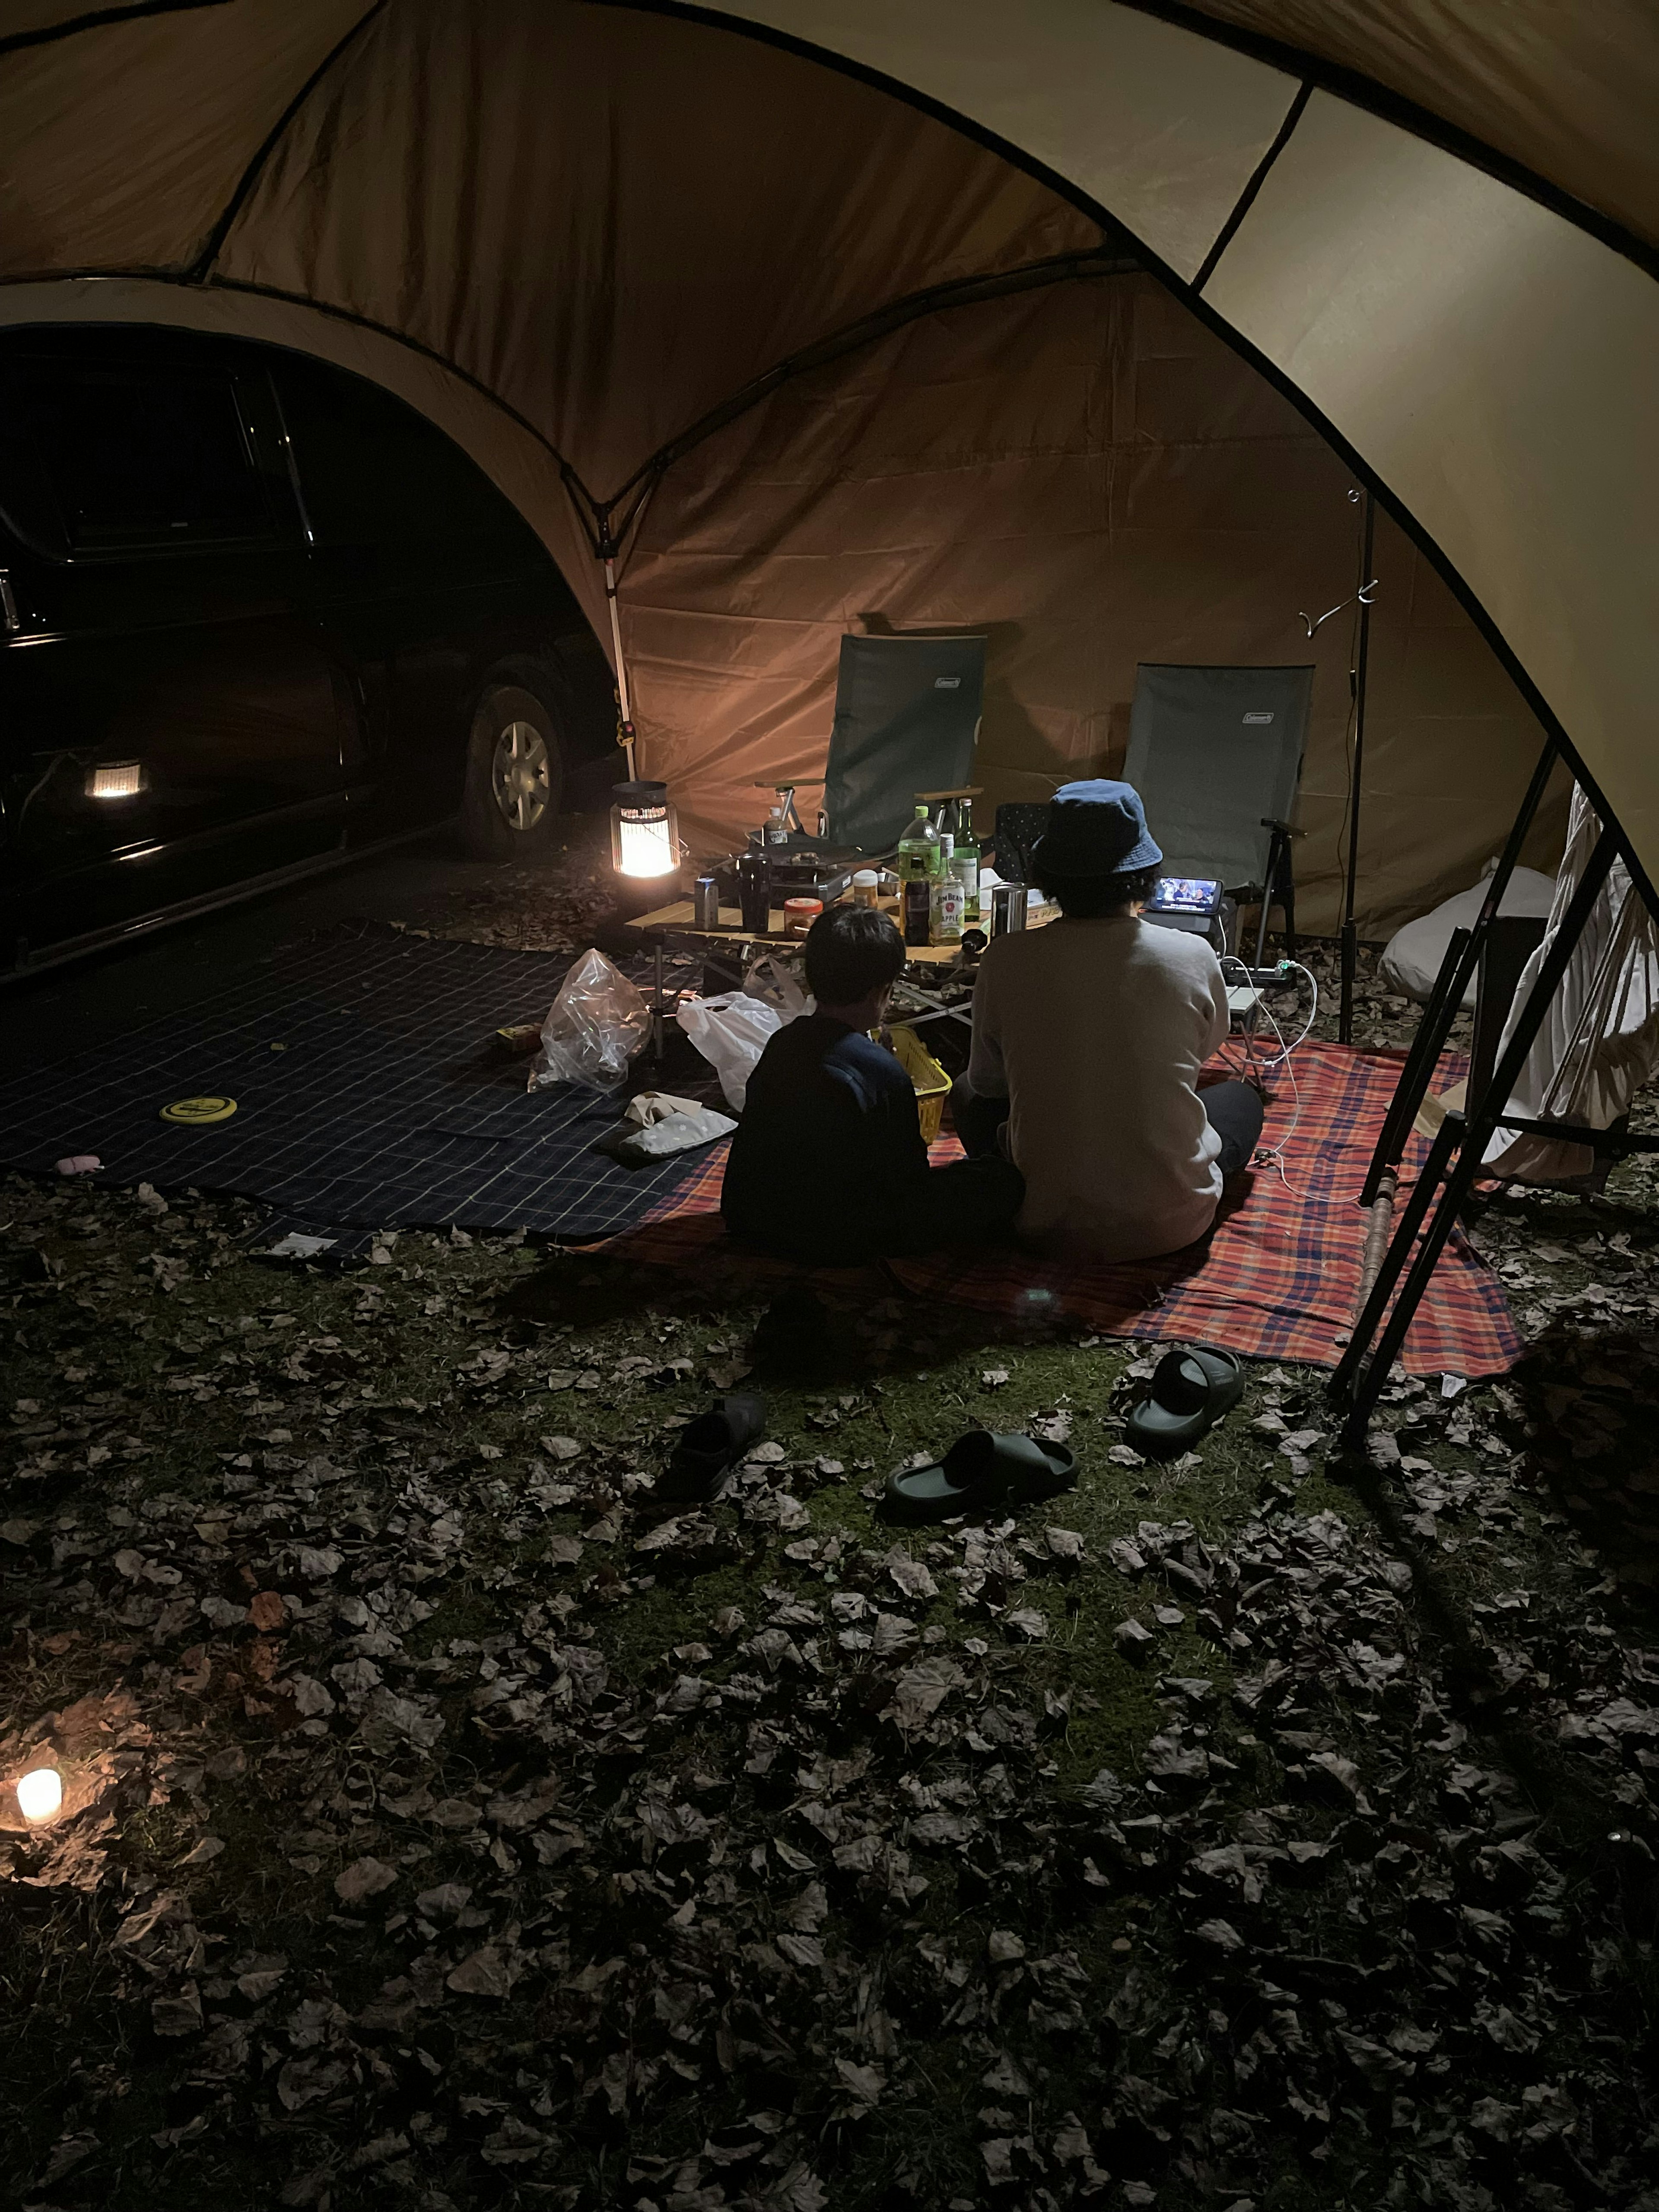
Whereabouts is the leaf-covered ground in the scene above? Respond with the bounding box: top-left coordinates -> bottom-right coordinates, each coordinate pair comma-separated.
3,858 -> 1657,2212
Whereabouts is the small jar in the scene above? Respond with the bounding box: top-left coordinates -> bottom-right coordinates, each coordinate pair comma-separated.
782,896 -> 823,937
852,869 -> 879,908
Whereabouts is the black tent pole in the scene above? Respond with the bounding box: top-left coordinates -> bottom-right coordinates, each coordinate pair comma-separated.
1338,490 -> 1376,1045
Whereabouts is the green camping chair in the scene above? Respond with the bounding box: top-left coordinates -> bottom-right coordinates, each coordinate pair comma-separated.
1125,662 -> 1313,962
818,633 -> 986,856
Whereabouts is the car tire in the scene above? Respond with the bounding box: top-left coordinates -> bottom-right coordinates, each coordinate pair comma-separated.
460,682 -> 566,858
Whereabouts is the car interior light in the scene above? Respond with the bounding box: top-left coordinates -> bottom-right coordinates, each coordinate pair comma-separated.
88,761 -> 145,800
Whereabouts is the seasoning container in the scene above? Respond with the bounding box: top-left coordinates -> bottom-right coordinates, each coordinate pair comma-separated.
782,896 -> 823,938
693,870 -> 721,928
852,869 -> 880,907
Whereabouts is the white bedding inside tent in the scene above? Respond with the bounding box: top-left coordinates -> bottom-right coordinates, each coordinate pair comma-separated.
1379,865 -> 1557,1007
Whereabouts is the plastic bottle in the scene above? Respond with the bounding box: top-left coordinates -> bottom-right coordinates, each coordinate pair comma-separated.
935,798 -> 956,871
897,804 -> 939,948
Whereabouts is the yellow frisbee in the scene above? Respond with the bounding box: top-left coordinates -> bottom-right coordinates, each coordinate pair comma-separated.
161,1095 -> 238,1125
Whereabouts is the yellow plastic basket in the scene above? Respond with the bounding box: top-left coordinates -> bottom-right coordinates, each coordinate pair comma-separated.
888,1023 -> 951,1144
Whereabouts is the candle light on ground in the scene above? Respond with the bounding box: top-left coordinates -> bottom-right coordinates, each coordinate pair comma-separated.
16,1767 -> 63,1824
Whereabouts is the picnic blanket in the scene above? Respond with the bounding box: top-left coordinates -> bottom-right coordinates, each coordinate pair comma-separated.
0,923 -> 721,1245
607,1040 -> 1523,1378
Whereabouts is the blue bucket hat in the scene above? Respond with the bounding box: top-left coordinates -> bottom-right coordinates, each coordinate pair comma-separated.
1030,779 -> 1162,877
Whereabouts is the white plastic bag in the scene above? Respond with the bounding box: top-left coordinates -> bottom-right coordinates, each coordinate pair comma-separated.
527,947 -> 649,1092
743,953 -> 812,1020
676,992 -> 784,1110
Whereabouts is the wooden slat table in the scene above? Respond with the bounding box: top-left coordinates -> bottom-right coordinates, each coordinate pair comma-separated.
620,897 -> 1010,1057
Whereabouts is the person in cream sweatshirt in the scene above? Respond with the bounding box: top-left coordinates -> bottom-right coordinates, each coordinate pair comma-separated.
953,781 -> 1264,1264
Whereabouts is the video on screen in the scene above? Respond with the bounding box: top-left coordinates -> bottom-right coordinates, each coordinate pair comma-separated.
1147,875 -> 1221,913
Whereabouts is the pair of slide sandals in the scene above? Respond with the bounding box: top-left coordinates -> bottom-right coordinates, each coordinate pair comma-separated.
1125,1345 -> 1244,1459
657,1392 -> 767,1503
884,1430 -> 1077,1524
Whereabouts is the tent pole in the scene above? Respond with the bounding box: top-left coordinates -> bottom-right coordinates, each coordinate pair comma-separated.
600,523 -> 637,780
1338,489 -> 1376,1045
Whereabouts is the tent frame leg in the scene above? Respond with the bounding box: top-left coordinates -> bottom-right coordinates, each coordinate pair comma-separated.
1331,824 -> 1619,1442
1356,737 -> 1559,1210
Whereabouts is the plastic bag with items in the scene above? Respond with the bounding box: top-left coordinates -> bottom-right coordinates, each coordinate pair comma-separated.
527,947 -> 650,1092
675,992 -> 789,1111
742,952 -> 810,1020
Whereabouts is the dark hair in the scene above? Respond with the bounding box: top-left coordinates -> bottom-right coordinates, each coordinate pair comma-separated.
1033,863 -> 1160,918
804,904 -> 906,1003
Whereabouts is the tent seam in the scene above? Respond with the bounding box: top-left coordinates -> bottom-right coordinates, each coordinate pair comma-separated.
1192,79 -> 1312,292
0,0 -> 229,59
184,0 -> 396,286
612,1 -> 1659,288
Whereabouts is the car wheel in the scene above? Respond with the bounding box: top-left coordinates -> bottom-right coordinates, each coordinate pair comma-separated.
461,683 -> 566,857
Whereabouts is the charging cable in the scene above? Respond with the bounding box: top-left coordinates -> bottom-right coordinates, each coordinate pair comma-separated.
1220,954 -> 1315,1192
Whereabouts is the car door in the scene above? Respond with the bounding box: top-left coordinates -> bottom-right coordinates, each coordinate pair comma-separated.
273,355 -> 559,828
0,330 -> 358,956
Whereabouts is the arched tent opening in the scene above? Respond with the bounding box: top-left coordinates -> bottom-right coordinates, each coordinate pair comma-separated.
0,0 -> 1653,929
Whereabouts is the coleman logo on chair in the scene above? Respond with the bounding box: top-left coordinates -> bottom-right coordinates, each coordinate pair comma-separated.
1243,710 -> 1274,723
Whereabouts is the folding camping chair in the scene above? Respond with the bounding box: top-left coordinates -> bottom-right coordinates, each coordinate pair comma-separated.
820,632 -> 986,856
1125,663 -> 1313,964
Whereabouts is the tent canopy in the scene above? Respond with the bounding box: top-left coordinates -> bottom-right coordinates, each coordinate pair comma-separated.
0,0 -> 1652,927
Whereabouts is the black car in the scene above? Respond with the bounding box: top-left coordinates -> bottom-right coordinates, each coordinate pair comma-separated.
0,325 -> 619,968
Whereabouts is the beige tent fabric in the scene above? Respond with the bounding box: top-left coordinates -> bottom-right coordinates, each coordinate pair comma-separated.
719,1 -> 1655,895
1204,95 -> 1659,925
0,0 -> 1643,918
218,0 -> 1103,497
1179,0 -> 1659,250
0,1 -> 362,274
621,270 -> 1560,933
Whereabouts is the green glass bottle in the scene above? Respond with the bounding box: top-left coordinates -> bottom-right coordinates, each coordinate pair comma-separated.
951,807 -> 981,926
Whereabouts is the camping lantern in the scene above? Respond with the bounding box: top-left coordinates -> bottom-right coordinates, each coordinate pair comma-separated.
610,781 -> 678,879
16,1766 -> 62,1824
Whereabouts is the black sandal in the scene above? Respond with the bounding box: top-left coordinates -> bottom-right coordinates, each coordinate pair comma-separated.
883,1430 -> 1077,1524
1125,1346 -> 1244,1459
657,1392 -> 767,1503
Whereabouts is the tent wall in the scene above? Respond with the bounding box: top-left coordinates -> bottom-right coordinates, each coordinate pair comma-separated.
622,270 -> 1560,935
0,0 -> 1648,911
716,3 -> 1659,895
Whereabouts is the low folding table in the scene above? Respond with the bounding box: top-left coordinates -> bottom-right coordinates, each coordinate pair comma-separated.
621,897 -> 990,1058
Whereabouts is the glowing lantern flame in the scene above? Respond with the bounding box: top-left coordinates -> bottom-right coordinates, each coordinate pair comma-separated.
16,1767 -> 62,1824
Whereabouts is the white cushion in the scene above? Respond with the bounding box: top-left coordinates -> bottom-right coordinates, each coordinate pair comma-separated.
1379,866 -> 1557,1007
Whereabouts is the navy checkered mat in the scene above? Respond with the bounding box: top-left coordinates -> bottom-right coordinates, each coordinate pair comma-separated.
0,924 -> 716,1241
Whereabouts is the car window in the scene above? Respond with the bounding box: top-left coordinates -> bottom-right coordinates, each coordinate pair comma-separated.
0,359 -> 279,554
273,359 -> 536,553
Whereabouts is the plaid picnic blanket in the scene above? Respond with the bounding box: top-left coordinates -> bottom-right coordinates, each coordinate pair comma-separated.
603,1040 -> 1522,1379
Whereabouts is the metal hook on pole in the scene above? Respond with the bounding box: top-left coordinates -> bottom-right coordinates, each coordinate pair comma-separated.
1299,578 -> 1379,638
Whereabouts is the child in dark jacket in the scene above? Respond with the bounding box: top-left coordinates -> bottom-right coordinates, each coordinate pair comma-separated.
721,905 -> 1023,1265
